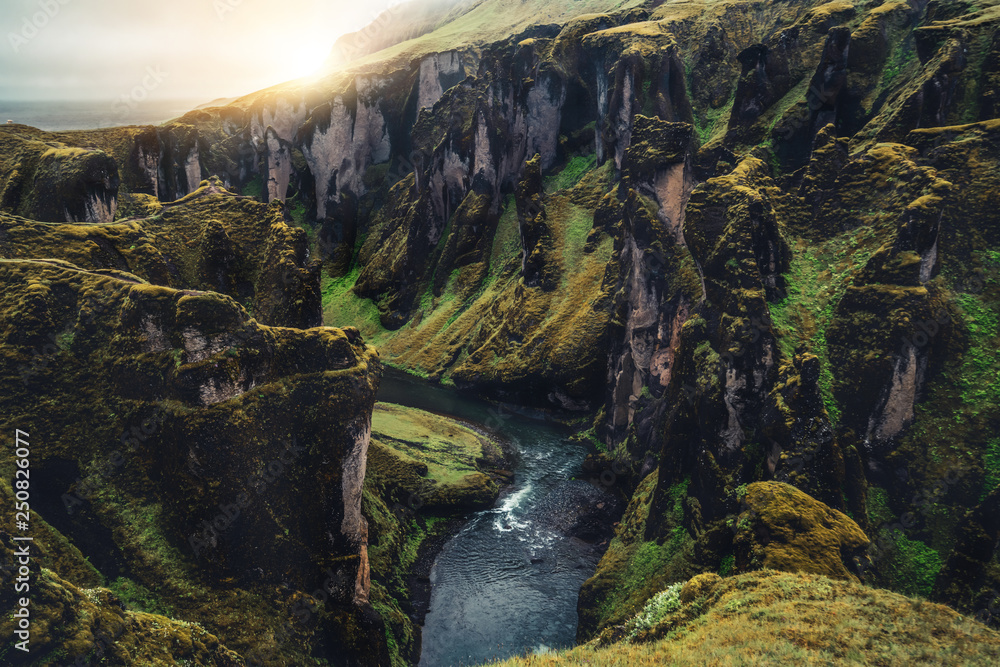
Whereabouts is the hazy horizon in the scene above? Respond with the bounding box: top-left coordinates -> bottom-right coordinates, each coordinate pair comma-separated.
0,0 -> 401,104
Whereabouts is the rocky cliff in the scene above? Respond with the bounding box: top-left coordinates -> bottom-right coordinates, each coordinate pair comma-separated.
0,259 -> 385,665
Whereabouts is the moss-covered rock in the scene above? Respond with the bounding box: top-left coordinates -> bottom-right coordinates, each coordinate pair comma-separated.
577,471 -> 695,641
4,0 -> 1000,658
0,178 -> 320,328
0,528 -> 245,667
732,482 -> 870,582
678,571 -> 721,604
495,569 -> 1000,666
0,259 -> 387,665
0,126 -> 119,224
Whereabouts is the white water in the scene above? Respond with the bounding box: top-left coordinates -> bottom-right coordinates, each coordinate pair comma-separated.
376,370 -> 602,667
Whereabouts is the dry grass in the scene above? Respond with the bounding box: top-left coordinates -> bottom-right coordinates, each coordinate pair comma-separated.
488,570 -> 1000,666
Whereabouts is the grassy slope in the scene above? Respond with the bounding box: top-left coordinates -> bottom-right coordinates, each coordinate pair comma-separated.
489,570 -> 1000,667
321,154 -> 615,383
346,0 -> 646,69
371,402 -> 501,488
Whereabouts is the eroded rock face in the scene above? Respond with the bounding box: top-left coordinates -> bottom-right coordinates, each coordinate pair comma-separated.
0,178 -> 320,328
301,83 -> 392,220
0,259 -> 386,666
418,50 -> 467,111
733,482 -> 870,582
0,127 -> 120,223
0,521 -> 246,666
157,123 -> 204,200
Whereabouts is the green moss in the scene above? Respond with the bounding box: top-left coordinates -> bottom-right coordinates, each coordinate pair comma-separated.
488,194 -> 523,284
881,40 -> 917,92
691,85 -> 736,147
108,576 -> 175,616
667,478 -> 691,522
597,528 -> 691,621
560,205 -> 595,267
983,437 -> 1000,497
867,486 -> 895,526
881,531 -> 945,599
546,153 -> 598,193
55,328 -> 75,350
321,267 -> 387,342
242,174 -> 264,200
580,472 -> 696,638
768,228 -> 882,424
288,197 -> 307,226
954,293 -> 1000,408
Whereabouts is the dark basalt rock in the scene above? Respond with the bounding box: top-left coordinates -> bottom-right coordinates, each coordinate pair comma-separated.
0,259 -> 386,666
0,177 -> 321,329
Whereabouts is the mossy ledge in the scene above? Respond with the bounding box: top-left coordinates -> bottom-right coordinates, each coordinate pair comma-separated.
0,258 -> 387,666
492,569 -> 1000,666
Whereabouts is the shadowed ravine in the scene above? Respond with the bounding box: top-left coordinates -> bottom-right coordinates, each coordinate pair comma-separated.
377,370 -> 611,666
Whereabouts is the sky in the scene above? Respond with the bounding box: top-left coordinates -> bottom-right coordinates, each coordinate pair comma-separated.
0,0 -> 399,103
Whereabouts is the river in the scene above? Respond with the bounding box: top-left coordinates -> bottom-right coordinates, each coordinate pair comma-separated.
376,369 -> 612,667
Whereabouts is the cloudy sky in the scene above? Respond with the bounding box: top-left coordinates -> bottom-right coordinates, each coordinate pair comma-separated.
0,0 -> 398,103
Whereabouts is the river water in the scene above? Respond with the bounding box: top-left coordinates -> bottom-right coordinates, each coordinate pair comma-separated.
377,369 -> 608,667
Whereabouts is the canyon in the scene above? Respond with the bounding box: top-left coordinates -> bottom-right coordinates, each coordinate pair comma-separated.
3,0 -> 1000,664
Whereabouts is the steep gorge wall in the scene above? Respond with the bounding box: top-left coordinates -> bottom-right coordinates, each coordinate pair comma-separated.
0,260 -> 386,665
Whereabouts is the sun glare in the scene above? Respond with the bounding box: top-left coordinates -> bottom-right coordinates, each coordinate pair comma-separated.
288,44 -> 330,80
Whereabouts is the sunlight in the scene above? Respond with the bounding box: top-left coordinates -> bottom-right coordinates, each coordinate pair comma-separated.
286,43 -> 331,80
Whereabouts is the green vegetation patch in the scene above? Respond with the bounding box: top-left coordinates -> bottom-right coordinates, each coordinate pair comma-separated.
866,485 -> 895,526
876,527 -> 946,599
579,473 -> 696,638
241,174 -> 264,200
369,402 -> 502,509
985,438 -> 1000,497
768,228 -> 882,423
109,576 -> 175,616
321,267 -> 387,343
624,582 -> 683,641
545,153 -> 598,194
